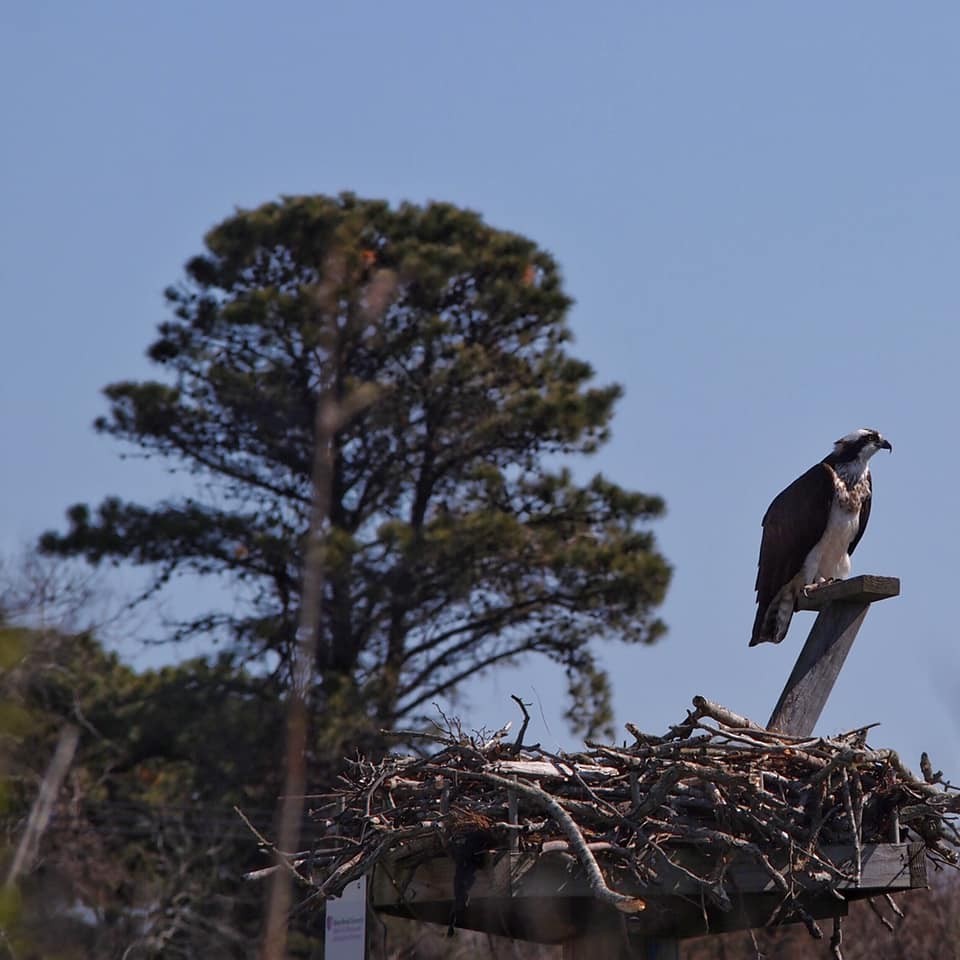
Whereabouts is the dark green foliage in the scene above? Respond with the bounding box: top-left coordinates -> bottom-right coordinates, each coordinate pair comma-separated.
41,193 -> 671,742
1,625 -> 289,958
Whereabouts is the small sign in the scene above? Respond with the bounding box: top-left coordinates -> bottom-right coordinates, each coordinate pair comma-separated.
324,877 -> 366,959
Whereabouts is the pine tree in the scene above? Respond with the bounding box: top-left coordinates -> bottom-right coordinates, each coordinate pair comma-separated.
41,193 -> 671,746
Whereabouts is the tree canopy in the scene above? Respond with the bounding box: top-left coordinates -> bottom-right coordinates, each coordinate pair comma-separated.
41,193 -> 671,742
1,620 -> 289,958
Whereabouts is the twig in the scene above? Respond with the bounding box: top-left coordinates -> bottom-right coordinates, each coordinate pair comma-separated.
883,893 -> 905,919
920,752 -> 943,785
830,915 -> 843,958
866,897 -> 896,933
692,695 -> 765,732
841,768 -> 861,883
234,807 -> 310,885
510,695 -> 531,755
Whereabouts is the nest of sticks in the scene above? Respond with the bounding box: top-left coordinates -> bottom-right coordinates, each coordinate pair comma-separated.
247,696 -> 959,932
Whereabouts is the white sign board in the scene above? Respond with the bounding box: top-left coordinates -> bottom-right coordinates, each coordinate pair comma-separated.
324,877 -> 366,960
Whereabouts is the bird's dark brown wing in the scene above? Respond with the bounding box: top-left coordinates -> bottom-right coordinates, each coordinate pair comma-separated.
847,471 -> 872,556
754,463 -> 836,617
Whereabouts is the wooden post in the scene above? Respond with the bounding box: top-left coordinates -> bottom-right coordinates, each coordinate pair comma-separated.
767,576 -> 899,736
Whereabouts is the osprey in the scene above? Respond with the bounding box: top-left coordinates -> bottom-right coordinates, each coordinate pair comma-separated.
750,428 -> 892,646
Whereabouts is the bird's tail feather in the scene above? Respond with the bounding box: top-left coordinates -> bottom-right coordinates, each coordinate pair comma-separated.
750,588 -> 795,646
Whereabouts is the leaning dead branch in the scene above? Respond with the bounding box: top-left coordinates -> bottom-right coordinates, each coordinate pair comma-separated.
243,697 -> 959,937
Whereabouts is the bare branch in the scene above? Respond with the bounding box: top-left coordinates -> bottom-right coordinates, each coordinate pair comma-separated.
6,724 -> 79,886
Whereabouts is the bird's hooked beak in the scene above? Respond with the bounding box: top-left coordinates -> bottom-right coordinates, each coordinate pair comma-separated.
878,436 -> 892,452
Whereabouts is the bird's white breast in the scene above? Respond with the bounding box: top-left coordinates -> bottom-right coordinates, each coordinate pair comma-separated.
803,500 -> 859,583
801,465 -> 869,584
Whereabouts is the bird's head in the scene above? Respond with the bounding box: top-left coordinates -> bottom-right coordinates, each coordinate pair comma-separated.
831,428 -> 893,463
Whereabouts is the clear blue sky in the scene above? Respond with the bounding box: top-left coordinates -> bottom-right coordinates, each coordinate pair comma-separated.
3,3 -> 959,778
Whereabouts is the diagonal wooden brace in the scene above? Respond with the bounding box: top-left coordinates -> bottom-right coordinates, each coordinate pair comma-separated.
767,576 -> 900,736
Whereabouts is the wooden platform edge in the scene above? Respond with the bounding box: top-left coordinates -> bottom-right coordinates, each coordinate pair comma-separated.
796,575 -> 900,611
370,842 -> 926,945
371,841 -> 926,908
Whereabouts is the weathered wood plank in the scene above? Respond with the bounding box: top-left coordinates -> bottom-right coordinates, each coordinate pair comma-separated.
656,842 -> 923,895
371,843 -> 923,943
795,575 -> 899,611
371,842 -> 925,908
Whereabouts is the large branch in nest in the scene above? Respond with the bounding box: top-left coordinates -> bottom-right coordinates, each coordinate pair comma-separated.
427,764 -> 646,914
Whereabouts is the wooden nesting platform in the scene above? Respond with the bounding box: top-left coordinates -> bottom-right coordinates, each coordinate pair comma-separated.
371,838 -> 926,944
288,690 -> 957,950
